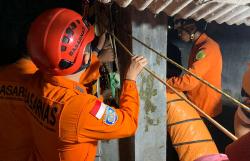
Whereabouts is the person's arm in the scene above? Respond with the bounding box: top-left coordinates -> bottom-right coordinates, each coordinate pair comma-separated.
167,48 -> 211,92
234,106 -> 250,138
92,32 -> 106,55
76,79 -> 138,140
80,33 -> 115,85
79,32 -> 106,85
78,56 -> 147,140
79,54 -> 101,85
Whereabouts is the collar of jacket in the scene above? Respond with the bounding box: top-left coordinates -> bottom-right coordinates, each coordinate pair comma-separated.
194,33 -> 208,46
39,71 -> 86,94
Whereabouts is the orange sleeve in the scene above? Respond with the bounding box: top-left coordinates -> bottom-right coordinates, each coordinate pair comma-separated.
77,79 -> 139,141
79,54 -> 101,85
167,49 -> 211,91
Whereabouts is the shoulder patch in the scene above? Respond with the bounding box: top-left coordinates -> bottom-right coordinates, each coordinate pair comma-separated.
90,100 -> 106,119
195,50 -> 206,61
103,106 -> 118,125
75,85 -> 85,93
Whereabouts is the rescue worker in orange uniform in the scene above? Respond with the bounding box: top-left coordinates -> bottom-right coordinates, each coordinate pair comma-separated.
0,57 -> 37,161
167,43 -> 219,161
0,1 -> 111,161
26,8 -> 147,161
167,19 -> 222,118
0,25 -> 111,161
234,65 -> 250,138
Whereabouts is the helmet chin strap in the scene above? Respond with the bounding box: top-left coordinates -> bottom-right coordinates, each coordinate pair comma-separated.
74,43 -> 92,74
75,51 -> 92,73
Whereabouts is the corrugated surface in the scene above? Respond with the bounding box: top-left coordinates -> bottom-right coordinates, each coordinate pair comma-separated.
114,0 -> 250,25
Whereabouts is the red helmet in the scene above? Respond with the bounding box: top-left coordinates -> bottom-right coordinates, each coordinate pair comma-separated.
27,8 -> 95,75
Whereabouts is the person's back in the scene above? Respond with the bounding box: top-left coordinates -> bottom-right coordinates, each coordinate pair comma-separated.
25,8 -> 147,161
187,33 -> 222,117
0,58 -> 37,161
167,19 -> 222,117
25,71 -> 140,161
24,71 -> 92,161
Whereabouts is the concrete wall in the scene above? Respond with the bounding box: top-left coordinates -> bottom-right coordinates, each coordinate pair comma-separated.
115,6 -> 167,161
131,8 -> 167,161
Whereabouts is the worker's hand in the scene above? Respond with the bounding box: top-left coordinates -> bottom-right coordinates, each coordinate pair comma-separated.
84,52 -> 91,64
103,39 -> 112,50
125,56 -> 148,81
98,48 -> 115,63
96,32 -> 106,50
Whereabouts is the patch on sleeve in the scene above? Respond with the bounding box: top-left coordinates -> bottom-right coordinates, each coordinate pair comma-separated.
90,100 -> 106,119
195,50 -> 206,61
75,85 -> 84,93
103,106 -> 118,125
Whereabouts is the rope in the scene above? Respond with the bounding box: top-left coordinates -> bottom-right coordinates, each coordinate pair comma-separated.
127,33 -> 250,112
167,82 -> 237,141
111,33 -> 238,141
111,33 -> 166,85
107,4 -> 120,73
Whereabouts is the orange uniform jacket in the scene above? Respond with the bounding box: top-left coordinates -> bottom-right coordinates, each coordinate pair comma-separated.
0,58 -> 37,161
24,71 -> 139,161
167,33 -> 222,117
167,91 -> 218,161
